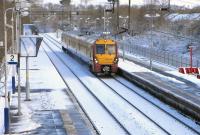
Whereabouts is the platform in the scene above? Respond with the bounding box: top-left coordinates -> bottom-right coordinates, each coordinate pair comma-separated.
118,56 -> 200,121
9,43 -> 95,135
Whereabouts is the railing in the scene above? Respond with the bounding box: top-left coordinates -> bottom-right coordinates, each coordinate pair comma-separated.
118,41 -> 200,68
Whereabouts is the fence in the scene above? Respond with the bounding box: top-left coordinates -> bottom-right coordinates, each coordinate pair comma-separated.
118,41 -> 200,68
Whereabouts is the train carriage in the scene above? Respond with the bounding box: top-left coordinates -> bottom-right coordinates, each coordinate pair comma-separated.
62,32 -> 118,75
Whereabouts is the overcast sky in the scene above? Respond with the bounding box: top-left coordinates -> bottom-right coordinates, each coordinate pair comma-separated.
43,0 -> 200,8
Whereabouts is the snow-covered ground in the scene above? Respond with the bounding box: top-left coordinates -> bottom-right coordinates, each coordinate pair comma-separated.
10,47 -> 67,134
9,43 -> 94,135
124,12 -> 200,59
121,31 -> 199,56
167,13 -> 200,22
43,38 -> 129,135
46,33 -> 200,134
1,30 -> 199,134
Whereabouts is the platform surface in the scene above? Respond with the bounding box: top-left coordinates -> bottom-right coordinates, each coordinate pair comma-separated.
10,44 -> 94,135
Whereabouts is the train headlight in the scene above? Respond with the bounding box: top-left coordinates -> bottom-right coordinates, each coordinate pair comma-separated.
94,58 -> 98,64
114,58 -> 118,63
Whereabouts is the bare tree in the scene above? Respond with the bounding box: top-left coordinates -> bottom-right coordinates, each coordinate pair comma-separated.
81,0 -> 92,7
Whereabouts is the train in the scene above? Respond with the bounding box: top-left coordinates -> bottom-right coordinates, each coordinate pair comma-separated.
61,32 -> 119,75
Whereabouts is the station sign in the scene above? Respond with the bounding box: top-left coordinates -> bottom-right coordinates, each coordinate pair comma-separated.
20,35 -> 43,57
71,11 -> 79,15
7,54 -> 18,65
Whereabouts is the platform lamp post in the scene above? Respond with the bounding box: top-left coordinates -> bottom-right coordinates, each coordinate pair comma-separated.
86,17 -> 90,27
128,0 -> 131,33
95,18 -> 100,32
119,15 -> 129,61
144,11 -> 160,70
15,0 -> 31,115
4,7 -> 16,134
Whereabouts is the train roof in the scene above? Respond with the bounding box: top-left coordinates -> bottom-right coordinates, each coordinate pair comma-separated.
62,32 -> 96,44
62,32 -> 116,46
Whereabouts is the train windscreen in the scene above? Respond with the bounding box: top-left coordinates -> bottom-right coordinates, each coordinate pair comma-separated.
96,44 -> 116,54
96,45 -> 105,54
106,45 -> 115,54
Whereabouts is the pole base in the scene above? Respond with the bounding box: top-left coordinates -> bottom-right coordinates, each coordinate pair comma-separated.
4,108 -> 10,134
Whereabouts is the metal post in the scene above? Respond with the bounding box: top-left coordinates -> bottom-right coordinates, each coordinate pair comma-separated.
190,47 -> 192,69
104,9 -> 106,32
150,0 -> 153,70
12,66 -> 15,94
11,9 -> 16,94
4,8 -> 9,134
57,29 -> 58,38
128,0 -> 131,32
181,56 -> 183,67
95,20 -> 97,31
4,6 -> 17,133
16,10 -> 22,115
25,57 -> 30,101
123,43 -> 125,61
116,0 -> 119,33
122,21 -> 126,61
70,7 -> 72,27
29,6 -> 31,22
62,5 -> 63,30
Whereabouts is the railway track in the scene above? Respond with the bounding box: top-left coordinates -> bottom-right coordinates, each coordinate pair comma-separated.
42,35 -> 130,135
42,33 -> 200,135
98,77 -> 171,133
99,76 -> 200,135
43,34 -> 167,134
112,76 -> 200,134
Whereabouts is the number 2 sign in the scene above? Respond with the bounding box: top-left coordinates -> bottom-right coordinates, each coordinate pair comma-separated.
7,54 -> 18,64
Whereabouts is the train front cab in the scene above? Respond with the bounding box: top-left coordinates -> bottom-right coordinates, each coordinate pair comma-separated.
92,39 -> 118,75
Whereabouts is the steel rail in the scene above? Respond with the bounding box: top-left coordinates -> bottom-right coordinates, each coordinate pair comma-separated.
44,34 -> 170,135
113,76 -> 200,135
45,33 -> 200,135
42,35 -> 131,135
98,77 -> 171,135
